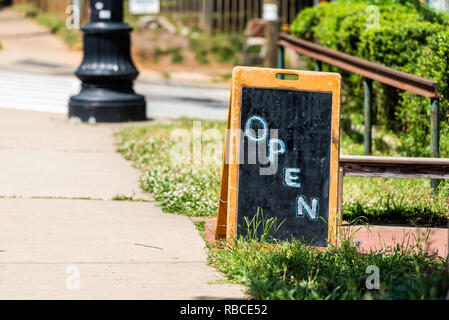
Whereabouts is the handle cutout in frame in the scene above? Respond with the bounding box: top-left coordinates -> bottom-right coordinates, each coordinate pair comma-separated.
276,73 -> 299,81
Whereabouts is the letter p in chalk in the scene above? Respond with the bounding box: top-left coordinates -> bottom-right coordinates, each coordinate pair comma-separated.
268,138 -> 286,163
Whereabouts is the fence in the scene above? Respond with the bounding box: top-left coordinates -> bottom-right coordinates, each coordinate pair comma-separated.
13,1 -> 314,34
160,0 -> 314,33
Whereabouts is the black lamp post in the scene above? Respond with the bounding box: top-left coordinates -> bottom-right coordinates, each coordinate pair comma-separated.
69,0 -> 146,122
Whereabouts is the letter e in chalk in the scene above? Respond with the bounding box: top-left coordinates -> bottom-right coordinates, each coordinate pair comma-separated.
283,168 -> 301,188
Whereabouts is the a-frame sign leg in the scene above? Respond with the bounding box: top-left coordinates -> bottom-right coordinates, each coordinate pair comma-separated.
216,162 -> 229,240
216,104 -> 232,241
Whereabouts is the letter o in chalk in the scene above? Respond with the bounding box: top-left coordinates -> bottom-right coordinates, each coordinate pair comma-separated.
244,115 -> 268,143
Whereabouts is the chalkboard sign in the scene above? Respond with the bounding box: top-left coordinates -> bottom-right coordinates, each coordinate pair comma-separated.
216,67 -> 341,247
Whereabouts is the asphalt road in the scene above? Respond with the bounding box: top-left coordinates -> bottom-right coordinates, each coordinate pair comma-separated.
0,69 -> 229,120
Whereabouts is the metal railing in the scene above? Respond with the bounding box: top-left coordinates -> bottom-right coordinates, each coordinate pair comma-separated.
277,32 -> 443,190
278,33 -> 441,155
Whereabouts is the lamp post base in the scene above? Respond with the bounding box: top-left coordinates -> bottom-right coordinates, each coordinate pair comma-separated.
69,87 -> 147,123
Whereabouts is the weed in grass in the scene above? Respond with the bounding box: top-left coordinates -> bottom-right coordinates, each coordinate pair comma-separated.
163,72 -> 171,80
220,73 -> 233,81
241,208 -> 285,244
193,221 -> 206,240
64,33 -> 79,47
112,194 -> 134,201
194,220 -> 205,232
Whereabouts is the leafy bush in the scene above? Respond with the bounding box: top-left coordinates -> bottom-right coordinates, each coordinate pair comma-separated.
291,0 -> 449,157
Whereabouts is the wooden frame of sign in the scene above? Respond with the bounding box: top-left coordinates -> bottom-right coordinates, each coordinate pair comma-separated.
216,67 -> 341,247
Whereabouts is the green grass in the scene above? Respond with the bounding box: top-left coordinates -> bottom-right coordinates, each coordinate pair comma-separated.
116,118 -> 449,225
209,237 -> 448,300
116,119 -> 224,217
207,212 -> 448,300
343,177 -> 449,226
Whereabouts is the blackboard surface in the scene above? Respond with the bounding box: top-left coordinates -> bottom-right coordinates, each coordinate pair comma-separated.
237,86 -> 333,246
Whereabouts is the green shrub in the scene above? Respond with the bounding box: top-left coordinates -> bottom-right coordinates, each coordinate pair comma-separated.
291,0 -> 449,157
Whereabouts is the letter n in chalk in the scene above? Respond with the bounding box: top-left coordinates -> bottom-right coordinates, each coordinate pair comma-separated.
296,196 -> 320,221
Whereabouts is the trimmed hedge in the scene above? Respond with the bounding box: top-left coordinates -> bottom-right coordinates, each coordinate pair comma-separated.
291,0 -> 449,157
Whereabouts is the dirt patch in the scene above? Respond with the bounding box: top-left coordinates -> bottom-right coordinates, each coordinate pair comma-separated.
131,29 -> 234,83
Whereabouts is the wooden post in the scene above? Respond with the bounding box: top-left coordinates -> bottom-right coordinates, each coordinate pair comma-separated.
239,0 -> 245,33
202,0 -> 213,34
264,0 -> 280,68
282,0 -> 287,25
247,0 -> 252,22
430,97 -> 440,192
337,166 -> 344,225
289,0 -> 295,23
224,0 -> 230,33
232,0 -> 238,33
364,77 -> 373,156
217,0 -> 223,32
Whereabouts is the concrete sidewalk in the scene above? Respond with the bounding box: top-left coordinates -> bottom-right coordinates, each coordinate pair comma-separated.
0,108 -> 245,299
0,8 -> 81,74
